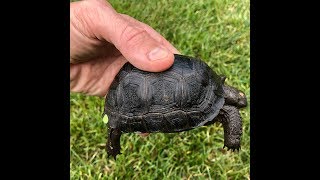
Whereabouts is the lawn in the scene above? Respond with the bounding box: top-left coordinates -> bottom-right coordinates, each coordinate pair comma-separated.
70,0 -> 250,179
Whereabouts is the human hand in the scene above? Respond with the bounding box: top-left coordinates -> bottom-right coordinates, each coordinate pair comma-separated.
70,0 -> 180,97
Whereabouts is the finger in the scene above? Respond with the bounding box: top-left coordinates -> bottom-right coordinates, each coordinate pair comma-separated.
96,11 -> 174,72
119,14 -> 180,54
70,55 -> 127,97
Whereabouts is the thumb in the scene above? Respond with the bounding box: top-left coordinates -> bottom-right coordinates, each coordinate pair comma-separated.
113,24 -> 174,72
98,14 -> 174,72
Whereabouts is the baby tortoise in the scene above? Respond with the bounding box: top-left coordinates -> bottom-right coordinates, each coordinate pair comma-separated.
104,54 -> 247,159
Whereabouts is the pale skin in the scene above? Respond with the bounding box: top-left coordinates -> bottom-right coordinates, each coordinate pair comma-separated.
70,0 -> 180,136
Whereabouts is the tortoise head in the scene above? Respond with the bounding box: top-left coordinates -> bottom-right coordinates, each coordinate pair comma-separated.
221,76 -> 247,108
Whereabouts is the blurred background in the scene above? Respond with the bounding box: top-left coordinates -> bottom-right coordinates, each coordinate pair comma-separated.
70,0 -> 250,179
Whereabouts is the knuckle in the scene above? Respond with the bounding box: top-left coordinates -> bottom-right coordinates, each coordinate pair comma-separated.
120,25 -> 148,47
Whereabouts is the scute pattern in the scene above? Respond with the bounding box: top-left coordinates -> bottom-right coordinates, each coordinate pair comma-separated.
148,76 -> 179,113
105,54 -> 225,133
120,76 -> 145,114
183,74 -> 207,108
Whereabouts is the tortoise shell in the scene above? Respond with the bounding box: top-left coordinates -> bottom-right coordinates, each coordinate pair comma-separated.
105,54 -> 225,133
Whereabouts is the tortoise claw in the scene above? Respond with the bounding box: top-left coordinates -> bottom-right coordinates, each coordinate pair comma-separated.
224,145 -> 241,152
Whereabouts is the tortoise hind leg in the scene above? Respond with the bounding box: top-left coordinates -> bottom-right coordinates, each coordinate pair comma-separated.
106,124 -> 122,160
217,105 -> 242,151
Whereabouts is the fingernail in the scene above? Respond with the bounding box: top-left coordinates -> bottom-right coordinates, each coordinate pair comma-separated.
148,47 -> 169,61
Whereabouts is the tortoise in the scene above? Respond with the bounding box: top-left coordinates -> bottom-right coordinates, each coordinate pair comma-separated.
104,54 -> 247,159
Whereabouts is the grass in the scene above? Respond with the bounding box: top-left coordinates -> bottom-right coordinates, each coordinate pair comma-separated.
70,0 -> 250,179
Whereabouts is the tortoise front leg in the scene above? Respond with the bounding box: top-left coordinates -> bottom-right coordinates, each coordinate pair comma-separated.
106,124 -> 122,160
217,105 -> 242,151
